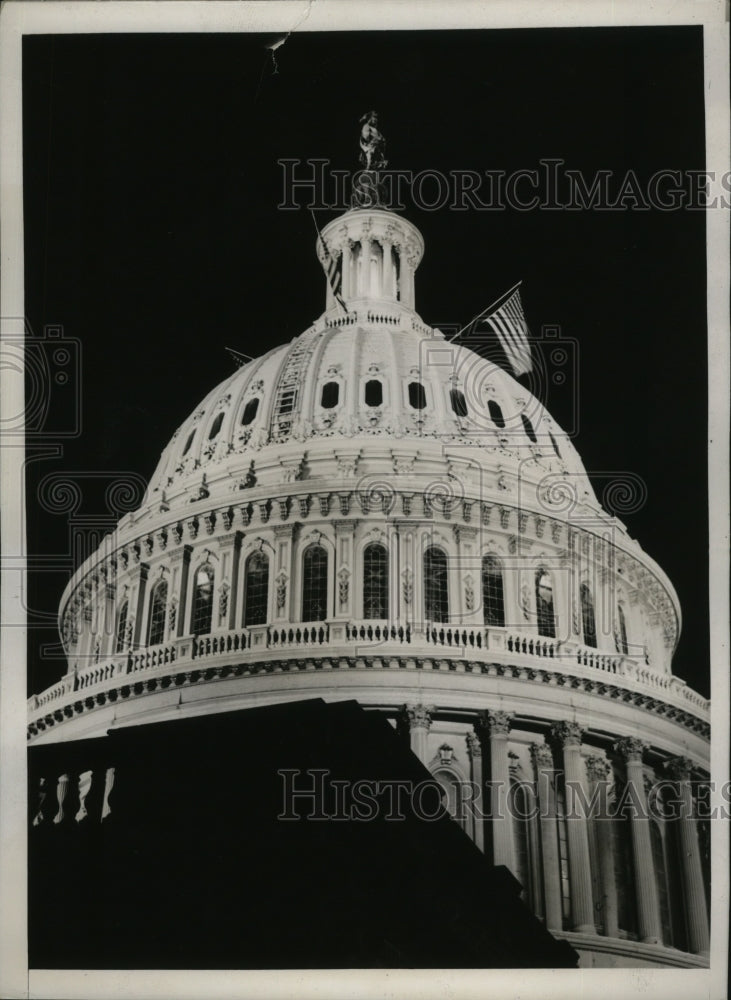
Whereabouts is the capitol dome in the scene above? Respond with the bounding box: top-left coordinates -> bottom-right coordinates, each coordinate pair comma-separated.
28,189 -> 710,970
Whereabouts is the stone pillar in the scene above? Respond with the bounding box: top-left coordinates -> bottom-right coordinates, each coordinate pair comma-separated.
103,581 -> 116,658
341,239 -> 352,300
333,519 -> 357,620
272,524 -> 297,623
398,522 -> 420,633
585,754 -> 619,938
614,737 -> 662,944
360,237 -> 370,297
665,756 -> 710,955
403,704 -> 434,765
478,710 -> 515,873
218,530 -> 243,630
169,545 -> 193,638
551,722 -> 596,934
130,562 -> 150,648
531,742 -> 564,931
466,731 -> 484,852
452,525 -> 480,626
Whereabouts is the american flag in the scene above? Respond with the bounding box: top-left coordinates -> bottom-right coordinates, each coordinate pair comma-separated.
312,210 -> 348,313
456,282 -> 532,376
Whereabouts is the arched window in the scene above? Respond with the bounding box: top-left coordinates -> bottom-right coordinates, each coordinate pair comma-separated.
488,400 -> 505,428
365,380 -> 383,407
408,382 -> 426,410
244,551 -> 269,627
549,431 -> 562,458
241,398 -> 260,425
482,554 -> 505,627
610,784 -> 638,935
321,382 -> 340,409
147,580 -> 168,647
392,246 -> 401,301
617,604 -> 629,654
450,388 -> 468,417
535,569 -> 555,638
302,544 -> 328,622
182,430 -> 195,456
115,601 -> 128,654
363,543 -> 389,619
521,413 -> 537,443
555,780 -> 572,928
650,820 -> 674,947
580,582 -> 597,648
424,546 -> 449,622
191,564 -> 215,636
208,411 -> 224,440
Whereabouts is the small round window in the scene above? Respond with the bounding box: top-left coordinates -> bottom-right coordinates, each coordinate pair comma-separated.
208,412 -> 225,440
365,380 -> 383,407
488,400 -> 505,428
242,398 -> 260,425
408,382 -> 426,410
321,382 -> 340,409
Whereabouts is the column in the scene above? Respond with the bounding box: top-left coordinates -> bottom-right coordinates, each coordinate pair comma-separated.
218,530 -> 243,630
333,519 -> 357,621
360,237 -> 371,297
341,239 -> 352,300
169,544 -> 193,637
403,704 -> 434,765
551,722 -> 596,934
665,756 -> 710,955
530,742 -> 563,931
466,731 -> 484,852
614,737 -> 662,944
129,562 -> 150,648
452,526 -> 480,626
102,582 -> 116,658
272,524 -> 297,624
585,754 -> 619,938
477,710 -> 515,873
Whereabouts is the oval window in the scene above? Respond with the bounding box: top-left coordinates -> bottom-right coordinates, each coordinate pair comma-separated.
321,382 -> 340,409
450,388 -> 468,417
408,382 -> 426,410
242,398 -> 260,425
488,400 -> 505,428
208,412 -> 224,440
365,380 -> 383,407
521,414 -> 537,443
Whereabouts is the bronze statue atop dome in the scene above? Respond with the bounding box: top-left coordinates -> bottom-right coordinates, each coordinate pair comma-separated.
352,110 -> 388,208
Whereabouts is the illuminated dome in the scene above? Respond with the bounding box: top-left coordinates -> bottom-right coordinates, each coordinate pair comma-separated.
28,191 -> 709,971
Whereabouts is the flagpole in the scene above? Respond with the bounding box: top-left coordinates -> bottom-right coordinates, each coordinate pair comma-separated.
447,280 -> 523,342
310,208 -> 349,315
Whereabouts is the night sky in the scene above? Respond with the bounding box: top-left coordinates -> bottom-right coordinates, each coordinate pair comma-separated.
23,28 -> 708,697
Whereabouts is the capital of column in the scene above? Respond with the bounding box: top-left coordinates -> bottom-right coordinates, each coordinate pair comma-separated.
452,525 -> 478,545
478,710 -> 513,739
333,518 -> 358,535
584,754 -> 611,782
127,561 -> 150,585
218,529 -> 243,550
168,543 -> 193,568
403,703 -> 435,731
530,742 -> 554,770
273,522 -> 300,540
613,737 -> 648,765
550,720 -> 584,749
663,755 -> 694,782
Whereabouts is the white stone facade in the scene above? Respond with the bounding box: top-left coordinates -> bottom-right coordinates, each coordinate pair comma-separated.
28,204 -> 710,969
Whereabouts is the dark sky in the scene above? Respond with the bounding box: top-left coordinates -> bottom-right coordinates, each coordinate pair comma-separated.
23,27 -> 708,696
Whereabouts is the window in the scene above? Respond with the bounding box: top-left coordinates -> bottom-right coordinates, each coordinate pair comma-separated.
617,604 -> 629,654
511,781 -> 533,902
208,412 -> 224,440
408,381 -> 426,410
115,601 -> 129,654
147,580 -> 168,647
302,545 -> 328,622
521,414 -> 537,443
482,554 -> 505,627
550,431 -> 561,458
242,398 -> 260,425
488,400 -> 505,428
321,382 -> 340,409
450,388 -> 468,417
580,583 -> 597,648
244,551 -> 269,626
365,380 -> 383,407
191,565 -> 215,636
424,546 -> 449,622
182,430 -> 195,456
535,569 -> 555,638
363,543 -> 388,619
555,780 -> 572,928
610,788 -> 638,935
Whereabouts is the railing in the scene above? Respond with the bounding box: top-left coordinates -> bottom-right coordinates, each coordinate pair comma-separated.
28,620 -> 709,725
